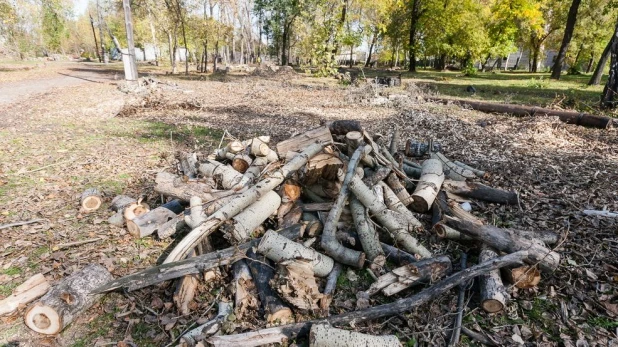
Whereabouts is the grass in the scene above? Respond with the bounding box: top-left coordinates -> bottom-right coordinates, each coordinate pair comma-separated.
0,282 -> 18,296
588,316 -> 618,329
1,266 -> 22,276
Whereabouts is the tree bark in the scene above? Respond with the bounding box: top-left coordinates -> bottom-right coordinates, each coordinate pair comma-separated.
207,251 -> 528,347
126,200 -> 184,238
550,0 -> 582,80
379,182 -> 423,231
309,324 -> 401,347
441,180 -> 518,205
411,159 -> 444,212
24,264 -> 112,335
350,196 -> 384,266
365,29 -> 378,67
479,246 -> 509,313
93,225 -> 304,293
365,256 -> 451,296
154,172 -> 220,203
80,188 -> 102,212
429,152 -> 475,181
408,0 -> 421,72
602,21 -> 618,109
220,190 -> 281,242
276,126 -> 333,158
589,27 -> 614,85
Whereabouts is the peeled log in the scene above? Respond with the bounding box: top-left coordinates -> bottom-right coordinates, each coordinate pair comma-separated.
442,180 -> 518,205
444,216 -> 560,272
349,175 -> 431,258
246,248 -> 294,325
126,200 -> 184,238
411,159 -> 444,213
0,274 -> 50,316
479,246 -> 509,313
365,256 -> 452,296
220,190 -> 281,242
155,172 -> 217,203
309,324 -> 401,347
24,264 -> 112,335
276,126 -> 333,158
258,230 -> 334,277
164,143 -> 325,263
80,188 -> 102,212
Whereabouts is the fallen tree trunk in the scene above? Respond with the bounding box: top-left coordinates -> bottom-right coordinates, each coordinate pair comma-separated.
479,246 -> 509,313
442,180 -> 518,205
164,143 -> 325,263
257,230 -> 334,277
80,188 -> 102,212
207,251 -> 528,347
24,264 -> 113,335
365,256 -> 452,296
309,323 -> 401,347
349,175 -> 431,258
93,225 -> 304,293
126,200 -> 184,238
247,248 -> 295,324
0,273 -> 50,316
444,216 -> 560,272
428,97 -> 613,129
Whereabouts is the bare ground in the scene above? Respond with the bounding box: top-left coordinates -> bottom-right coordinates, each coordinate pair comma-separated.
1,62 -> 617,346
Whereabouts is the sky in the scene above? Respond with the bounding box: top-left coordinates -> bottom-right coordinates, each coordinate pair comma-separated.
73,0 -> 90,17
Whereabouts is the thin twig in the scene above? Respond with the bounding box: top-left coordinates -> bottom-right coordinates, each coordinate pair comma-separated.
448,252 -> 467,346
0,219 -> 45,230
165,290 -> 222,347
54,237 -> 102,250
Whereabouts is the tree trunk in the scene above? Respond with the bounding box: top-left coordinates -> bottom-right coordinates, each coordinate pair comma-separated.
24,264 -> 112,335
309,324 -> 401,347
550,0 -> 582,80
80,188 -> 102,212
585,53 -> 594,74
602,29 -> 618,109
365,29 -> 378,67
408,0 -> 421,72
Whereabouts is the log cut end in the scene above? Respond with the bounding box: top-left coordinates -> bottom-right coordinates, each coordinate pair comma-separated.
267,307 -> 294,325
24,303 -> 61,335
481,299 -> 505,314
80,188 -> 102,212
411,196 -> 430,213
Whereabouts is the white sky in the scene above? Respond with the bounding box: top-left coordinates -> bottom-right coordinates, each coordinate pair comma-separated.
73,0 -> 89,17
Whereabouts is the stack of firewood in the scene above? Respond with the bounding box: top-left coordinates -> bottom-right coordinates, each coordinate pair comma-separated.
12,120 -> 559,346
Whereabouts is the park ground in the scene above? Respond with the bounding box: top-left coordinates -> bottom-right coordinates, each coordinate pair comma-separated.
0,61 -> 617,346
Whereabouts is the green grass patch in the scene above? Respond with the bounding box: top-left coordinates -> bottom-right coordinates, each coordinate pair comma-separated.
1,266 -> 22,276
588,316 -> 618,329
0,282 -> 18,296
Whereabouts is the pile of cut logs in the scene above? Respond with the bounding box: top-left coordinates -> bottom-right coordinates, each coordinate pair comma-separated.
4,120 -> 560,346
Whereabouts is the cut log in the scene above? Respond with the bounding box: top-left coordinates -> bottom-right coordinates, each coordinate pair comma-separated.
379,182 -> 423,231
110,195 -> 137,212
304,153 -> 343,185
154,172 -> 217,203
505,265 -> 541,289
303,212 -> 324,237
232,260 -> 257,319
178,152 -> 199,178
185,196 -> 207,229
123,200 -> 150,222
345,131 -> 363,151
479,246 -> 509,313
92,224 -> 304,293
389,129 -> 400,155
246,248 -> 295,325
80,188 -> 102,212
199,160 -> 245,189
349,175 -> 431,258
321,145 -> 366,268
309,323 -> 402,347
401,163 -> 422,179
180,301 -> 233,346
273,259 -> 323,310
386,173 -> 413,206
327,120 -> 363,135
319,263 -> 342,311
350,196 -> 384,267
24,264 -> 112,335
283,180 -> 301,201
301,202 -> 334,212
207,251 -> 528,347
0,274 -> 50,316
242,156 -> 268,185
232,153 -> 253,173
365,256 -> 452,296
276,126 -> 333,158
380,243 -> 418,265
452,161 -> 487,178
427,97 -> 613,129
258,230 -> 334,277
411,159 -> 445,213
164,143 -> 325,263
126,200 -> 184,238
444,216 -> 560,272
248,137 -> 271,156
280,205 -> 302,229
306,180 -> 341,200
363,166 -> 392,187
429,152 -> 476,181
220,190 -> 281,243
442,180 -> 518,205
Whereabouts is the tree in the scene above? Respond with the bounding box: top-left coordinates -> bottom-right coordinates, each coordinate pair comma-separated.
407,0 -> 423,72
601,21 -> 618,108
550,0 -> 582,79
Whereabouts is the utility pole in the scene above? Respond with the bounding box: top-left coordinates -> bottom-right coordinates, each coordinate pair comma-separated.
122,0 -> 138,81
89,13 -> 102,62
96,0 -> 107,63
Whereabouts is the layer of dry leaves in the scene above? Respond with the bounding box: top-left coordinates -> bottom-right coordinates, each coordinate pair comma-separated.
0,63 -> 617,346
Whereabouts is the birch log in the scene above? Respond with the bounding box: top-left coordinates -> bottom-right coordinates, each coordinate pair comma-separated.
220,190 -> 281,243
257,230 -> 334,277
319,263 -> 342,310
379,182 -> 423,231
24,264 -> 112,335
389,128 -> 400,155
180,301 -> 233,346
411,159 -> 444,213
320,145 -> 366,268
386,173 -> 413,206
349,175 -> 431,258
479,246 -> 509,313
126,200 -> 184,238
309,324 -> 402,347
0,274 -> 50,316
164,143 -> 325,263
350,196 -> 384,266
154,172 -> 217,203
232,153 -> 253,173
430,152 -> 476,181
199,160 -> 245,189
365,256 -> 452,296
80,188 -> 102,212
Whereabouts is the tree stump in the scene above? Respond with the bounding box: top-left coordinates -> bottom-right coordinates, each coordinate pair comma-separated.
80,188 -> 102,212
